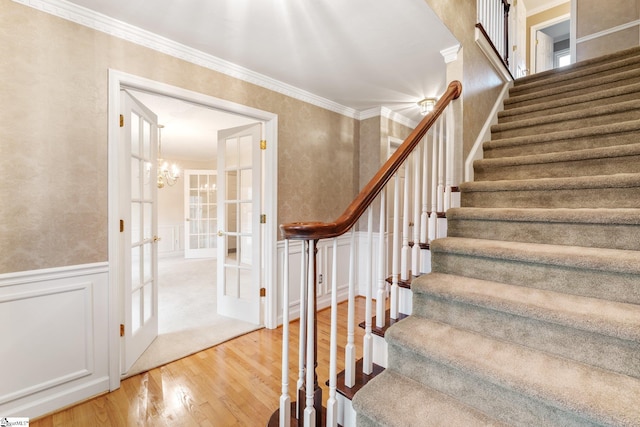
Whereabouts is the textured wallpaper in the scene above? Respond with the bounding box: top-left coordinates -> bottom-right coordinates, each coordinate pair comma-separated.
0,0 -> 357,273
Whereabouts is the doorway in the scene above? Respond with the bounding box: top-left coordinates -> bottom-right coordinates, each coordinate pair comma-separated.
107,70 -> 278,390
530,15 -> 571,74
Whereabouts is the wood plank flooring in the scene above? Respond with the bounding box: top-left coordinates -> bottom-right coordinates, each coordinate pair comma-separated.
31,298 -> 367,426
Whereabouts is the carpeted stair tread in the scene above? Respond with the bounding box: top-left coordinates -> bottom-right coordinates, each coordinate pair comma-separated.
447,207 -> 640,225
446,207 -> 640,250
504,67 -> 640,108
412,272 -> 640,342
509,51 -> 640,96
513,45 -> 640,88
430,237 -> 640,276
386,316 -> 640,426
491,99 -> 640,137
352,370 -> 508,427
474,143 -> 640,180
476,141 -> 640,171
499,81 -> 640,122
461,172 -> 640,193
483,119 -> 640,157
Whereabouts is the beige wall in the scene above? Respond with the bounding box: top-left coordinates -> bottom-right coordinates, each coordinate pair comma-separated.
526,3 -> 571,72
0,0 -> 357,273
424,0 -> 504,158
576,0 -> 640,60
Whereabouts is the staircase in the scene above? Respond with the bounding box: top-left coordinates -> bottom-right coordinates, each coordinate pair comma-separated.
352,47 -> 640,426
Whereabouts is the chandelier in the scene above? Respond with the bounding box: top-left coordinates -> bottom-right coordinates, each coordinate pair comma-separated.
156,124 -> 180,188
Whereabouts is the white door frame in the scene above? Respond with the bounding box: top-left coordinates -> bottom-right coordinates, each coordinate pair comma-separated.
529,13 -> 571,74
107,69 -> 279,391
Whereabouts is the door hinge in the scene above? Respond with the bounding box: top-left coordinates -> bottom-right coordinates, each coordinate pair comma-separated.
260,288 -> 266,297
119,114 -> 124,128
120,324 -> 125,337
260,214 -> 266,224
260,139 -> 267,150
120,219 -> 124,233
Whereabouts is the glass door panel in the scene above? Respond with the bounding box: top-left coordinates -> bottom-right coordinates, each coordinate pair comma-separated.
184,170 -> 217,258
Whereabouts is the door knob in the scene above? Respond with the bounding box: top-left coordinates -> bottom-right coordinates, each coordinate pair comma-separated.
153,236 -> 161,242
217,230 -> 225,237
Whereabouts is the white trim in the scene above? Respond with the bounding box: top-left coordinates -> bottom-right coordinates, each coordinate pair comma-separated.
108,69 -> 279,392
358,107 -> 418,128
529,13 -> 571,73
464,81 -> 512,182
475,27 -> 513,82
526,0 -> 570,17
12,0 -> 358,119
570,0 -> 577,63
576,19 -> 640,44
440,44 -> 461,64
0,262 -> 108,285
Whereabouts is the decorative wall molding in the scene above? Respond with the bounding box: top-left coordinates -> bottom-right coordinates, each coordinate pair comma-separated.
0,263 -> 109,418
440,44 -> 461,64
576,19 -> 640,44
12,0 -> 359,119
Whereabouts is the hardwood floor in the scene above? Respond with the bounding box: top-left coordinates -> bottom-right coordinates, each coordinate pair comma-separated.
31,298 -> 367,426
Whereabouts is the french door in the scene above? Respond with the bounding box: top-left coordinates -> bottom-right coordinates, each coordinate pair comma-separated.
120,90 -> 159,374
184,170 -> 218,259
216,123 -> 262,325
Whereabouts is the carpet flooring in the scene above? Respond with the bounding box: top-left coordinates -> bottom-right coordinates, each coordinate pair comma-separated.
123,256 -> 261,378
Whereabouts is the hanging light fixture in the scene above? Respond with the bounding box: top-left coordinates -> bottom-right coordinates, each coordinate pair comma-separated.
418,97 -> 437,115
157,124 -> 180,188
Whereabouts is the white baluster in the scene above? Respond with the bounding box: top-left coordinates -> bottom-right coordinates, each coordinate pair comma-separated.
429,130 -> 438,242
296,241 -> 307,420
437,117 -> 445,218
421,132 -> 430,246
445,105 -> 454,211
412,148 -> 421,277
280,240 -> 291,427
401,162 -> 410,281
304,240 -> 316,427
390,175 -> 400,320
344,229 -> 356,387
326,238 -> 338,427
376,192 -> 386,329
363,207 -> 374,375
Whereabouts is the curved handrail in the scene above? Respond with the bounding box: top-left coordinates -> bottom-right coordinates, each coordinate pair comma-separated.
281,80 -> 462,240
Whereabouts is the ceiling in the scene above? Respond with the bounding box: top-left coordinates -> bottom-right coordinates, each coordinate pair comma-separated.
56,0 -> 460,160
47,0 -> 566,160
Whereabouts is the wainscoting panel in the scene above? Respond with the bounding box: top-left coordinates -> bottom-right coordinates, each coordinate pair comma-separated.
276,234 -> 355,325
0,263 -> 109,418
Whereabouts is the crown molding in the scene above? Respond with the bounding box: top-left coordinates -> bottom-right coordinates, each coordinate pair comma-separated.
358,106 -> 418,128
526,0 -> 569,17
12,0 -> 360,119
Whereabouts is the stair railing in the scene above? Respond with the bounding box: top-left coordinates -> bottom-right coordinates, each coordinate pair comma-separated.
476,0 -> 511,67
275,81 -> 462,427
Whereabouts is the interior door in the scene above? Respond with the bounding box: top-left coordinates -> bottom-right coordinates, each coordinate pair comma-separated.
184,169 -> 218,259
120,90 -> 159,374
217,123 -> 262,325
536,30 -> 554,73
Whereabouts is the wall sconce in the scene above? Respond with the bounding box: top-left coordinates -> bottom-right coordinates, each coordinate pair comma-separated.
418,97 -> 437,115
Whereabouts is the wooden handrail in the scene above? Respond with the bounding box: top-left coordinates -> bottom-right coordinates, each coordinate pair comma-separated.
281,80 -> 462,240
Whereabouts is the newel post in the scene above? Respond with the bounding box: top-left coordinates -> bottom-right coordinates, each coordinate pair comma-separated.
299,239 -> 322,426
